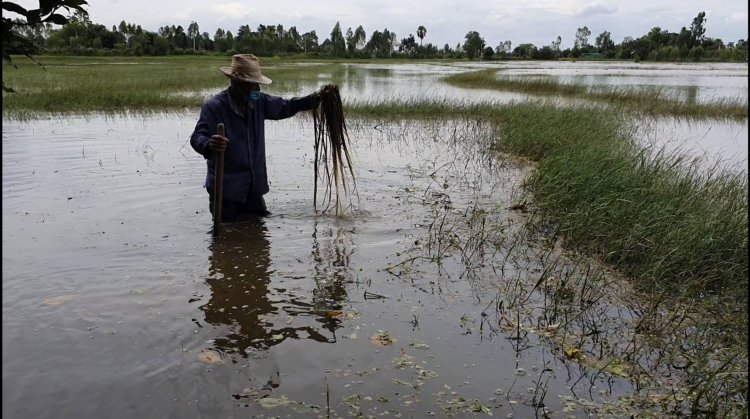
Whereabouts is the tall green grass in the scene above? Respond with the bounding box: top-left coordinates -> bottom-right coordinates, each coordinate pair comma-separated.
496,105 -> 747,299
349,99 -> 747,303
1,55 -> 338,118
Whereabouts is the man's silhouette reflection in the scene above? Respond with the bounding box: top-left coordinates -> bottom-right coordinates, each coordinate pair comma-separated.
199,217 -> 355,402
310,221 -> 353,338
202,217 -> 332,358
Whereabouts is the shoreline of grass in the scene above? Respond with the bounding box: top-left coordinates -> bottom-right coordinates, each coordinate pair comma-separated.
444,69 -> 749,121
346,100 -> 748,415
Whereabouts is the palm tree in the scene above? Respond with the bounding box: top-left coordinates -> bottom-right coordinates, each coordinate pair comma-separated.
417,25 -> 427,46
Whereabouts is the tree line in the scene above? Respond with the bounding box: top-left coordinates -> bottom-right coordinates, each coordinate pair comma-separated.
7,9 -> 748,62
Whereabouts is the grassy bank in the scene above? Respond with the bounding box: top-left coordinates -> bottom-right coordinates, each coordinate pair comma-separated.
1,55 -> 340,118
348,101 -> 748,415
444,69 -> 749,121
347,100 -> 748,303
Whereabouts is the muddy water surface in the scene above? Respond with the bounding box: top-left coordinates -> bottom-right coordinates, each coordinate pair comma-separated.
3,114 -> 644,417
3,61 -> 746,417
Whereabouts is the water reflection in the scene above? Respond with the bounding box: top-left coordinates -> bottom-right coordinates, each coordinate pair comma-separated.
201,217 -> 331,358
309,220 -> 354,342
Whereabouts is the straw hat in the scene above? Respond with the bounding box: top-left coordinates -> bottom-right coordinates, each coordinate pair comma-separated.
220,54 -> 272,84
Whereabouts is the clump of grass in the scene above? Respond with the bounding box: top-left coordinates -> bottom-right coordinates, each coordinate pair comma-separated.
447,70 -> 586,96
494,104 -> 747,299
312,84 -> 357,215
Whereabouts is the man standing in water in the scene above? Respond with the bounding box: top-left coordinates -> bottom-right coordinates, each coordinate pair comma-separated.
191,54 -> 322,222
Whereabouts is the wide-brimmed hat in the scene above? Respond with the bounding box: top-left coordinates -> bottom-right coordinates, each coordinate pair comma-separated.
220,54 -> 272,84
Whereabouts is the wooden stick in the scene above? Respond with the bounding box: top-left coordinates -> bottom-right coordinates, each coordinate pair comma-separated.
213,123 -> 225,234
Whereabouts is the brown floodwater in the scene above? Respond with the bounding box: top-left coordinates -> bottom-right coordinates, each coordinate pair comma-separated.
3,113 -> 650,417
3,61 -> 746,417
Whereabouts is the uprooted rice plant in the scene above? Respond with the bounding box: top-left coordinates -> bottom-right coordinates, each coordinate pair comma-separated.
312,84 -> 357,215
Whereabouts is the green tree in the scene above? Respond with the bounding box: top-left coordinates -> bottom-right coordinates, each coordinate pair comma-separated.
538,45 -> 555,59
482,46 -> 494,60
2,0 -> 88,86
383,29 -> 396,57
353,25 -> 366,50
345,27 -> 355,55
283,26 -> 301,53
172,25 -> 187,49
690,11 -> 706,47
187,21 -> 199,50
552,35 -> 561,51
462,31 -> 485,59
595,31 -> 614,52
365,28 -> 395,58
732,39 -> 748,61
400,33 -> 417,54
152,35 -> 170,55
213,28 -> 228,52
329,21 -> 345,57
574,26 -> 591,49
301,30 -> 318,53
513,43 -> 537,58
416,25 -> 426,46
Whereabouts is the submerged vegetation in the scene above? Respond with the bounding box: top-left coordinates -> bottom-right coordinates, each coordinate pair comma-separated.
2,56 -> 747,415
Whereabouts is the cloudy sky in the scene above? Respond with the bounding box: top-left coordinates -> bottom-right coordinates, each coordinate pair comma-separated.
14,0 -> 750,49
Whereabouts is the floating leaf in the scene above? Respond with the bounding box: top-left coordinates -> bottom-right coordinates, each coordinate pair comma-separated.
536,323 -> 560,337
603,362 -> 630,378
471,403 -> 493,415
564,346 -> 583,360
257,395 -> 290,408
42,294 -> 77,306
369,330 -> 397,346
409,342 -> 430,350
325,310 -> 344,319
198,350 -> 225,365
393,352 -> 415,369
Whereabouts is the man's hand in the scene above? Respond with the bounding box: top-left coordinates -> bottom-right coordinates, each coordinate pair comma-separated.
210,134 -> 229,152
312,92 -> 322,107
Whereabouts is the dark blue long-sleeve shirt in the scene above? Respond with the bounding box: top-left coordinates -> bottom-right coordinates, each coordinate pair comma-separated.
190,88 -> 316,203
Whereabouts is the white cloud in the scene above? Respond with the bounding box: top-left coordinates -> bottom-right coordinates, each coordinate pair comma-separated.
576,1 -> 618,18
725,12 -> 748,24
213,3 -> 254,21
175,7 -> 194,21
384,8 -> 408,16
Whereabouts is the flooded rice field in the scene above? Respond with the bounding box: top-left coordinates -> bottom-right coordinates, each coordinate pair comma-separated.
0,115 -> 652,417
478,61 -> 749,104
273,61 -> 748,171
2,61 -> 747,417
